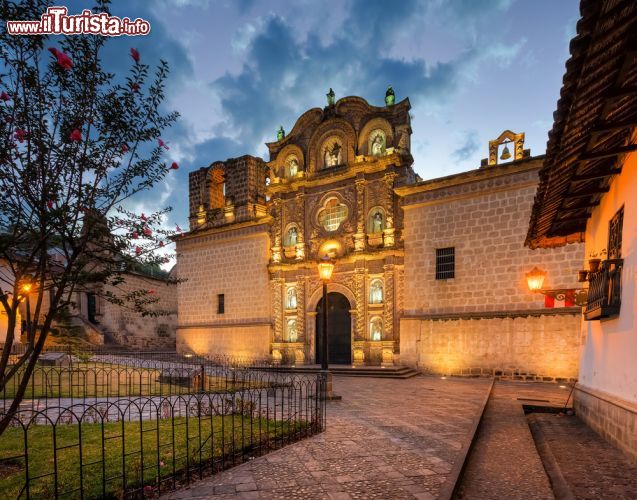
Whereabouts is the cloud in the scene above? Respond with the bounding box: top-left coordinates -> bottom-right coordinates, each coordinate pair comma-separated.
451,131 -> 480,162
207,0 -> 522,161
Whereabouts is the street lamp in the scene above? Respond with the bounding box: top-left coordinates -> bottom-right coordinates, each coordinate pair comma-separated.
525,267 -> 587,307
317,254 -> 340,400
20,279 -> 34,343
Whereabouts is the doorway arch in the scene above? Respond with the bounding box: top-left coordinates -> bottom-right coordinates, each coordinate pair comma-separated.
315,292 -> 352,365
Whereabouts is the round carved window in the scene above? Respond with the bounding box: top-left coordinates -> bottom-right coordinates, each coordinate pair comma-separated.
317,198 -> 348,232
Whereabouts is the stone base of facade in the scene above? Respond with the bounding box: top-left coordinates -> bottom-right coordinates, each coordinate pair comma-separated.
400,311 -> 581,381
574,384 -> 637,462
177,324 -> 271,361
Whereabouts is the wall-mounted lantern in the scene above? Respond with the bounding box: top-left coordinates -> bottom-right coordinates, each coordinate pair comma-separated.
525,267 -> 588,307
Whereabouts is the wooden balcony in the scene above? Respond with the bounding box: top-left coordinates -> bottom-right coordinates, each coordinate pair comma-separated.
584,259 -> 623,320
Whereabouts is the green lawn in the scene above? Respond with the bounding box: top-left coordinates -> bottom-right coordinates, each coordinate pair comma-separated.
2,363 -> 267,399
0,415 -> 306,498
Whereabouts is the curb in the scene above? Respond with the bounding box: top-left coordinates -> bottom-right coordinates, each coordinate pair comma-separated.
527,414 -> 576,500
437,377 -> 495,500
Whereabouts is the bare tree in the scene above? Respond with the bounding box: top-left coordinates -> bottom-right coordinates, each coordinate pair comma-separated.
0,0 -> 180,435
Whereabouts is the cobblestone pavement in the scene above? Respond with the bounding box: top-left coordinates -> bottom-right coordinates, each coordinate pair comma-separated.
454,381 -> 573,500
164,375 -> 492,499
532,413 -> 637,499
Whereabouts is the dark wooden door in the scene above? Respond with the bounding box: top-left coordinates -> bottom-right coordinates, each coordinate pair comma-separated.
316,292 -> 351,365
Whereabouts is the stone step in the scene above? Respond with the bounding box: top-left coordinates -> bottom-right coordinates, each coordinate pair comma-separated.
257,365 -> 421,379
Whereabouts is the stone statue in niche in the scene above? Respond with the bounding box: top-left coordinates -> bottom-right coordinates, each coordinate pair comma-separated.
287,157 -> 299,177
286,287 -> 297,309
287,319 -> 298,342
372,211 -> 384,233
370,317 -> 382,341
370,131 -> 386,157
324,141 -> 342,167
370,280 -> 383,304
287,226 -> 298,246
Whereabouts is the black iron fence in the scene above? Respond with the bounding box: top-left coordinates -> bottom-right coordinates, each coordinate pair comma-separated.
0,348 -> 326,498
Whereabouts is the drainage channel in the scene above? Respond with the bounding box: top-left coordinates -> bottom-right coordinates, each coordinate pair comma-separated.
452,381 -> 571,500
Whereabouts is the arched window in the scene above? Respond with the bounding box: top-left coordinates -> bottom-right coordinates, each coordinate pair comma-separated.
287,319 -> 298,342
370,317 -> 382,341
369,279 -> 384,304
322,137 -> 343,169
286,287 -> 297,309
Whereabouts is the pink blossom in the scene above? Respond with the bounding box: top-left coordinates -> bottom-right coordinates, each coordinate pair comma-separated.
148,289 -> 156,294
48,47 -> 59,57
132,231 -> 139,239
14,129 -> 27,143
158,138 -> 169,150
130,48 -> 140,63
135,246 -> 142,256
143,227 -> 152,237
130,82 -> 140,92
56,51 -> 73,71
170,162 -> 179,170
47,200 -> 54,209
175,224 -> 182,232
121,143 -> 129,153
159,241 -> 165,248
0,91 -> 9,102
69,129 -> 82,142
141,213 -> 148,221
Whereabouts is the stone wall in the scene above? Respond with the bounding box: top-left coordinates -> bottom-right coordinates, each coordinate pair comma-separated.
574,385 -> 637,462
176,223 -> 272,359
97,272 -> 177,350
401,312 -> 581,380
398,162 -> 584,376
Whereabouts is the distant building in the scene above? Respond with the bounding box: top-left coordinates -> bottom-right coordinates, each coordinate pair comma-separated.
526,0 -> 637,460
176,93 -> 583,380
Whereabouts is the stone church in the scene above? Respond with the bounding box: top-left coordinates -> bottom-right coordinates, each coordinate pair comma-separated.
175,92 -> 584,379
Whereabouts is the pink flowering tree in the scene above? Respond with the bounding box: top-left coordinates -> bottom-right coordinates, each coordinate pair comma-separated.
0,1 -> 181,435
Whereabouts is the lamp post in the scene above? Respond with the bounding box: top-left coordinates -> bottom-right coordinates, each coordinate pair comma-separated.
20,281 -> 33,343
525,267 -> 587,307
317,255 -> 341,400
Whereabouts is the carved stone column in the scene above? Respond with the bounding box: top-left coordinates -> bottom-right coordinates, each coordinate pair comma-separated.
383,263 -> 395,340
354,263 -> 366,341
271,277 -> 285,342
295,191 -> 305,260
295,276 -> 305,342
354,177 -> 366,251
270,197 -> 282,263
383,173 -> 396,247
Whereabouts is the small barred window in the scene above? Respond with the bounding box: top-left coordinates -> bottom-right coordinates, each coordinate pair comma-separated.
435,247 -> 455,280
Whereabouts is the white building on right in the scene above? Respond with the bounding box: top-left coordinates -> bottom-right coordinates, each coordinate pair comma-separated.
526,0 -> 637,460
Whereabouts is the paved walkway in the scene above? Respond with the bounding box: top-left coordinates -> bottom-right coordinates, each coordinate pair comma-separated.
164,375 -> 492,499
532,413 -> 637,499
455,381 -> 573,500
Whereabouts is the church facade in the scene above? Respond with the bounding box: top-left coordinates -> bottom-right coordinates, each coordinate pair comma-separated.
175,93 -> 584,379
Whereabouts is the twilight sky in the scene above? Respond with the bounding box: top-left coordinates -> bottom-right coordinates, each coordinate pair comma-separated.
61,0 -> 580,264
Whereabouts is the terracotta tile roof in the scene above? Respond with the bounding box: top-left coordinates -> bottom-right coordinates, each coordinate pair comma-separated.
526,0 -> 637,248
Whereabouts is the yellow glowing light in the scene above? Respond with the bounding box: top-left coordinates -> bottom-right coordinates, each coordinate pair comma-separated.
441,376 -> 447,380
21,283 -> 32,294
559,385 -> 567,389
526,267 -> 547,292
317,255 -> 335,282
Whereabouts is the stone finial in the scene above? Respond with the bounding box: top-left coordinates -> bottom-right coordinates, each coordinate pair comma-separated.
326,88 -> 335,106
277,126 -> 285,141
385,85 -> 395,106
